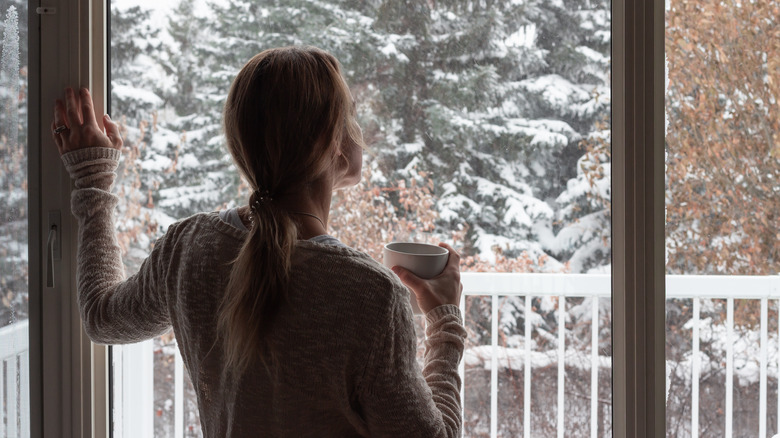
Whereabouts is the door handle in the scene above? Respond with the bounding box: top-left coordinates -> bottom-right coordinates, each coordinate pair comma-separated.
46,226 -> 56,287
46,211 -> 61,288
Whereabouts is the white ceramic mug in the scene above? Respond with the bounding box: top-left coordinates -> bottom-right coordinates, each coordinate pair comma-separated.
383,242 -> 449,314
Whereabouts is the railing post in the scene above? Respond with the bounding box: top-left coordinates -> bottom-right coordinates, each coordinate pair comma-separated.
591,297 -> 599,438
759,297 -> 768,438
726,298 -> 734,438
8,355 -> 18,437
692,298 -> 700,438
21,350 -> 30,437
175,344 -> 184,438
557,296 -> 565,438
524,294 -> 532,438
490,295 -> 498,437
0,357 -> 4,435
459,294 -> 466,438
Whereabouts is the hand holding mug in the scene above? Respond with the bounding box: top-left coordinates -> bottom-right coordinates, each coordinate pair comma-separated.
388,242 -> 463,315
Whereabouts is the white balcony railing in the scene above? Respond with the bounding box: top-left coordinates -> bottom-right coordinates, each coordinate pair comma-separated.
107,274 -> 780,438
0,319 -> 30,438
0,275 -> 770,436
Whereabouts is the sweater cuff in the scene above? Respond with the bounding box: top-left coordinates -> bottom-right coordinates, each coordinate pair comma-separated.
61,147 -> 122,191
61,147 -> 121,168
425,304 -> 463,326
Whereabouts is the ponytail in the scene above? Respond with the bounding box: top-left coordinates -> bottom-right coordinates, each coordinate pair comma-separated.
217,190 -> 297,374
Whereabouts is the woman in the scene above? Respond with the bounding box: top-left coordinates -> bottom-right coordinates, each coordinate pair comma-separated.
52,46 -> 466,437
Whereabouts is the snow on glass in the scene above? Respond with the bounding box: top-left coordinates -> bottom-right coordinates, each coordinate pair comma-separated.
1,1 -> 28,325
2,5 -> 19,147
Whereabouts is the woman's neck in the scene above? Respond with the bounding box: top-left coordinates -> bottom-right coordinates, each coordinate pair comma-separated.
237,184 -> 333,240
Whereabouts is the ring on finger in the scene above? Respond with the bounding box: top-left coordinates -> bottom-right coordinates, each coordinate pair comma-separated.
53,125 -> 68,135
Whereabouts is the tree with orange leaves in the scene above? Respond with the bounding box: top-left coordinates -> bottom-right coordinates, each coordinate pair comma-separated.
665,0 -> 780,276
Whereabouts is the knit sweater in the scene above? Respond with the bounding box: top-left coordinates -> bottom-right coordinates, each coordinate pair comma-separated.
63,147 -> 467,437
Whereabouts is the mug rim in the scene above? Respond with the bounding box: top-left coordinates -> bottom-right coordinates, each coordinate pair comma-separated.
383,242 -> 449,256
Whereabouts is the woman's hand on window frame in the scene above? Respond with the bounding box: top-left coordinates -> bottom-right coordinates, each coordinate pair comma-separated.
51,87 -> 123,156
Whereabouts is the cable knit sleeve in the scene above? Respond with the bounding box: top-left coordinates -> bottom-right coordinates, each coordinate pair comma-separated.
62,147 -> 172,344
359,293 -> 467,438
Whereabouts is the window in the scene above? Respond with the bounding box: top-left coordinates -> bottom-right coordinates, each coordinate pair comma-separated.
665,0 -> 780,435
109,0 -> 612,436
0,1 -> 31,436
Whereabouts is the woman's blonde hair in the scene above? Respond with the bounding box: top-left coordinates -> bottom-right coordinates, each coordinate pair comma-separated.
219,46 -> 364,374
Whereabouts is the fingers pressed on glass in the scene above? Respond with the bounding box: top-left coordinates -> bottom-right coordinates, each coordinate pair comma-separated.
64,88 -> 82,127
80,88 -> 98,127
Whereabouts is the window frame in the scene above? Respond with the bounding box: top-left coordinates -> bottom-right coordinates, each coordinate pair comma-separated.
610,0 -> 667,435
28,0 -> 667,435
31,0 -> 110,436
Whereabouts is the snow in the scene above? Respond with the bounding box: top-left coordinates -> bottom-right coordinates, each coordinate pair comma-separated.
576,10 -> 610,30
402,141 -> 424,154
148,129 -> 182,154
464,345 -> 612,372
157,181 -> 222,210
498,162 -> 530,187
178,153 -> 201,169
438,193 -> 481,222
140,154 -> 172,172
112,84 -> 164,107
1,5 -> 19,148
505,117 -> 579,148
576,45 -> 607,64
432,69 -> 460,82
505,24 -> 536,48
520,74 -> 593,113
378,41 -> 409,63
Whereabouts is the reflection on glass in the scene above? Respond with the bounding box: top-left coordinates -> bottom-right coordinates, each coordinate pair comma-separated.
110,0 -> 612,436
0,0 -> 30,436
666,0 -> 779,436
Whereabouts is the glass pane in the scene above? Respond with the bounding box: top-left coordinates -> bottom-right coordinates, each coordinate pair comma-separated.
0,0 -> 30,436
110,0 -> 612,436
665,0 -> 779,436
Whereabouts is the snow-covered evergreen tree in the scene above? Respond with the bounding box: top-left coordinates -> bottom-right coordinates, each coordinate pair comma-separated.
367,0 -> 611,271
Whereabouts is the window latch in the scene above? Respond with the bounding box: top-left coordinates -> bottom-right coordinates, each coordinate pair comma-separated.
46,211 -> 61,288
36,7 -> 57,15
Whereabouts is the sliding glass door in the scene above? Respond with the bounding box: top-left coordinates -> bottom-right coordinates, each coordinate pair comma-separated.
108,1 -> 613,437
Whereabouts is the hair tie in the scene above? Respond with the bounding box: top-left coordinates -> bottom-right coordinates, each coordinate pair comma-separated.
250,189 -> 273,213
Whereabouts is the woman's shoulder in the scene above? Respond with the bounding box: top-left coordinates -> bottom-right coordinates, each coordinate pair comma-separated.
296,241 -> 395,279
140,212 -> 245,263
294,241 -> 408,301
159,211 -> 246,242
